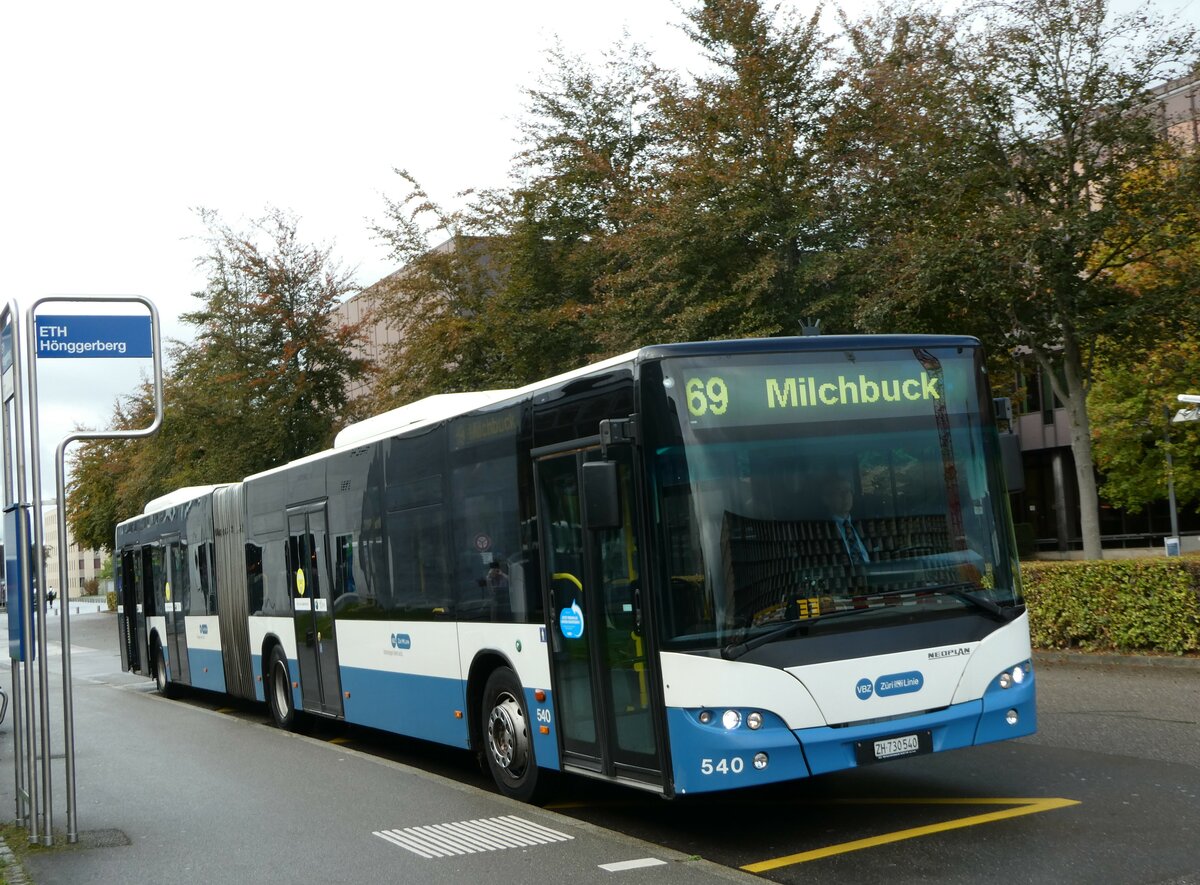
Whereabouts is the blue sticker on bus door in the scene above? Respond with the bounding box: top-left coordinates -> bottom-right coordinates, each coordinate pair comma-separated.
559,600 -> 584,639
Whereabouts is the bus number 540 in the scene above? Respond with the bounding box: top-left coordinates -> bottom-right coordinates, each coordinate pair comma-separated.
701,757 -> 744,775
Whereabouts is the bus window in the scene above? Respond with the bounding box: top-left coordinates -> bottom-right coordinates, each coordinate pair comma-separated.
384,505 -> 451,619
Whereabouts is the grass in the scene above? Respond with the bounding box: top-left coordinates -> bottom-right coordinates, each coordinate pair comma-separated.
0,820 -> 35,884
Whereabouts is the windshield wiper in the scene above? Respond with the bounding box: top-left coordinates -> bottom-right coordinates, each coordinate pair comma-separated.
721,607 -> 879,660
868,582 -> 1024,622
721,583 -> 1024,660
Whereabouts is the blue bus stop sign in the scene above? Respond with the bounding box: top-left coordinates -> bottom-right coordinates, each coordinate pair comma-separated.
5,505 -> 32,662
34,315 -> 153,359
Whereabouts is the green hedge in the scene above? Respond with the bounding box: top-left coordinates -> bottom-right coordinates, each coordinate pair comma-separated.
1022,557 -> 1200,655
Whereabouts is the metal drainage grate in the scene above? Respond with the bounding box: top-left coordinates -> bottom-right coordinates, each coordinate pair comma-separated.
373,814 -> 573,859
78,829 -> 132,849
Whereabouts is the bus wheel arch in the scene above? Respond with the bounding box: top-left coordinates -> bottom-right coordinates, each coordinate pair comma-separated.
466,652 -> 510,759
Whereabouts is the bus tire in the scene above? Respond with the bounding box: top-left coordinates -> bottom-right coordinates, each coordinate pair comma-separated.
153,642 -> 175,698
267,646 -> 297,731
481,666 -> 547,803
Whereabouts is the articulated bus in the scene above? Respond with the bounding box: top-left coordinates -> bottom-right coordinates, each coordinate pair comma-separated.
115,335 -> 1035,801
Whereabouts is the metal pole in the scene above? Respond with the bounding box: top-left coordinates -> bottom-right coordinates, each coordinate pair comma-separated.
3,302 -> 40,845
1165,405 -> 1180,546
2,309 -> 22,828
54,443 -> 79,843
10,665 -> 23,824
23,313 -> 53,847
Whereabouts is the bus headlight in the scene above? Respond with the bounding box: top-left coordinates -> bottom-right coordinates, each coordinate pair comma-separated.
998,671 -> 1013,689
699,710 -> 713,725
1006,709 -> 1019,726
746,712 -> 763,730
1011,663 -> 1027,684
753,753 -> 769,770
722,709 -> 742,730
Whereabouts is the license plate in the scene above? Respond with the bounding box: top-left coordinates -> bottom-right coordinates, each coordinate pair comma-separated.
854,729 -> 931,765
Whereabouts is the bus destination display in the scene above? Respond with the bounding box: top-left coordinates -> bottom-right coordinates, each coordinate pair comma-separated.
672,357 -> 974,428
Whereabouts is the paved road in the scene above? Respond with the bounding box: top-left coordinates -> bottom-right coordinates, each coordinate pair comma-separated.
0,613 -> 754,885
3,612 -> 1199,884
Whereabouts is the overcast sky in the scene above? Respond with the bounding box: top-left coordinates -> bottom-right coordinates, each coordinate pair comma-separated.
1,0 -> 1196,493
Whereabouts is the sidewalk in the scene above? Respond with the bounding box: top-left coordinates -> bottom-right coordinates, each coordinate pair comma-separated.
0,613 -> 756,885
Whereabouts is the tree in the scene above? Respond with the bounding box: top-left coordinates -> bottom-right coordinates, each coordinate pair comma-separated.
67,208 -> 369,551
828,0 -> 1198,558
489,37 -> 661,376
368,176 -> 510,407
368,40 -> 661,406
600,0 -> 835,346
1090,334 -> 1200,514
183,207 -> 371,468
66,380 -> 162,552
1090,211 -> 1200,514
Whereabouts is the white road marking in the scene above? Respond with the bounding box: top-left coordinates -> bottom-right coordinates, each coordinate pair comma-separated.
599,858 -> 668,872
373,814 -> 573,859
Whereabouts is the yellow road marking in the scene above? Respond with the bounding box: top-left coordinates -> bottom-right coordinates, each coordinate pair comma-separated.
742,797 -> 1080,872
329,736 -> 352,745
215,707 -> 235,714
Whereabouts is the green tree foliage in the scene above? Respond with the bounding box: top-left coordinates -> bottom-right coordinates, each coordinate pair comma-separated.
492,38 -> 660,376
66,382 -> 161,552
370,0 -> 837,405
1090,333 -> 1200,513
825,0 -> 1198,558
601,0 -> 835,345
67,208 -> 368,551
183,208 -> 371,467
369,41 -> 660,406
368,176 -> 511,407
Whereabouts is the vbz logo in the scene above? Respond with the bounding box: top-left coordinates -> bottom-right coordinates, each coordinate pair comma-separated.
390,633 -> 412,650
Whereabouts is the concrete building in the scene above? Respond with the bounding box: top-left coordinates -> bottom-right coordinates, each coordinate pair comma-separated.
41,504 -> 106,599
333,236 -> 499,401
1155,70 -> 1200,147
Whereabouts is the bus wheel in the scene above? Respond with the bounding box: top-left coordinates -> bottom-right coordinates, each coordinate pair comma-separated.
153,643 -> 174,697
481,667 -> 545,803
267,646 -> 296,730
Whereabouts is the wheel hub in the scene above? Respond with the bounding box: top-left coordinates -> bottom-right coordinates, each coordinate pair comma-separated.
487,693 -> 529,774
273,661 -> 289,715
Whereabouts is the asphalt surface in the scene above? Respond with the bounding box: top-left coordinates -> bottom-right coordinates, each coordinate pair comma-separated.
2,612 -> 1198,884
0,612 -> 756,885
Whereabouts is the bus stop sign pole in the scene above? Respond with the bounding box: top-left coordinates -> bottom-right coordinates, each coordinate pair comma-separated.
23,297 -> 163,845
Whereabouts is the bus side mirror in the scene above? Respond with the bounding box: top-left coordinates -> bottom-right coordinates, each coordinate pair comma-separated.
582,461 -> 621,530
999,432 -> 1024,493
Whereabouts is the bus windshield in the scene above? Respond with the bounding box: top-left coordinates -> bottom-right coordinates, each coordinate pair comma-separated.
642,345 -> 1023,653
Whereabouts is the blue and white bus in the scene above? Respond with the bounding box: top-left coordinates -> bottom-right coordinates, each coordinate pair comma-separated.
115,335 -> 1035,801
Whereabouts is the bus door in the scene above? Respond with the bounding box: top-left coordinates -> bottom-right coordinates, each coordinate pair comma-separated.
162,537 -> 191,685
118,548 -> 141,673
536,445 -> 661,785
142,545 -> 161,672
286,504 -> 344,717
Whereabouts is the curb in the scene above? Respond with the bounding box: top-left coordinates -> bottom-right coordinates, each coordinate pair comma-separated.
1033,649 -> 1200,669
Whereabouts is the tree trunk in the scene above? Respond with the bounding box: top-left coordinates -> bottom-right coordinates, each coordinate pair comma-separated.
1040,335 -> 1104,560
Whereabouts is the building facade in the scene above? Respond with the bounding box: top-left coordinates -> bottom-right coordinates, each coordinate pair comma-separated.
41,504 -> 106,599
